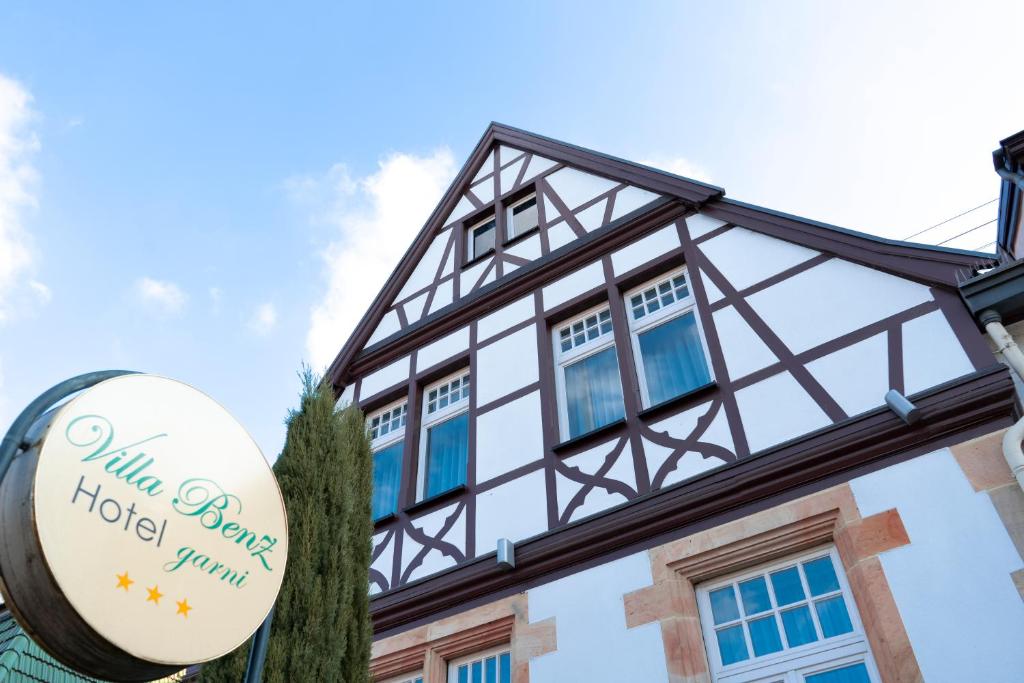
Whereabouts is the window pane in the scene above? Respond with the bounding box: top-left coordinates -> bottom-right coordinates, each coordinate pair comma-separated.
472,660 -> 482,683
715,625 -> 749,666
499,652 -> 510,683
804,663 -> 871,683
709,586 -> 741,624
472,220 -> 496,258
781,605 -> 818,647
372,443 -> 403,520
637,312 -> 711,405
564,347 -> 625,438
748,615 -> 784,657
770,567 -> 805,606
815,596 -> 853,637
803,556 -> 841,596
485,656 -> 496,683
739,576 -> 772,616
458,665 -> 469,683
511,197 -> 538,237
425,413 -> 468,498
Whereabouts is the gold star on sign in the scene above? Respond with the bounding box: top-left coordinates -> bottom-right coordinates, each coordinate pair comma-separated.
146,585 -> 163,605
176,598 -> 192,618
115,571 -> 134,591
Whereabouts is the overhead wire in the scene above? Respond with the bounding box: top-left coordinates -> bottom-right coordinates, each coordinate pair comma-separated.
902,198 -> 998,241
936,219 -> 997,246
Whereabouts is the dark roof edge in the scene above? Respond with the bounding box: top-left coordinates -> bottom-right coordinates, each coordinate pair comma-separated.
489,121 -> 726,195
718,196 -> 995,261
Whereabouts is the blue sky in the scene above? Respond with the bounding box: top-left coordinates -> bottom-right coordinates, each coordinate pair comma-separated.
1,1 -> 1021,459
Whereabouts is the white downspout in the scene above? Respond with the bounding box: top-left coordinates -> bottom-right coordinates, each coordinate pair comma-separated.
982,311 -> 1024,492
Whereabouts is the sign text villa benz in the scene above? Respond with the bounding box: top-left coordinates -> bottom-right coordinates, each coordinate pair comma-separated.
0,374 -> 288,682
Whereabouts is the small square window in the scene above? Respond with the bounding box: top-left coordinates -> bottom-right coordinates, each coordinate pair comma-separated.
467,215 -> 496,261
507,193 -> 539,239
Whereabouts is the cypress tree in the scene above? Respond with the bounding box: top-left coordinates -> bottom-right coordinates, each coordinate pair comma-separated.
201,369 -> 373,682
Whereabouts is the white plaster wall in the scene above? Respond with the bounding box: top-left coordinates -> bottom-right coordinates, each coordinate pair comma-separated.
850,450 -> 1024,682
396,231 -> 450,301
685,213 -> 727,240
360,356 -> 411,399
472,150 -> 494,183
500,156 -> 525,194
476,391 -> 545,483
528,552 -> 669,683
461,257 -> 490,292
557,440 -> 636,522
575,200 -> 607,232
472,175 -> 495,204
901,310 -> 975,395
337,383 -> 355,407
544,167 -> 618,211
367,309 -> 402,346
474,470 -> 549,556
805,332 -> 889,416
428,279 -> 453,314
734,371 -> 830,452
700,227 -> 819,292
449,195 -> 476,224
610,186 -> 659,221
542,261 -> 605,311
476,325 -> 539,406
478,295 -> 536,343
416,326 -> 470,373
506,233 -> 542,261
746,259 -> 933,354
522,155 -> 558,184
547,221 -> 576,251
610,224 -> 681,276
713,306 -> 778,380
402,290 -> 429,326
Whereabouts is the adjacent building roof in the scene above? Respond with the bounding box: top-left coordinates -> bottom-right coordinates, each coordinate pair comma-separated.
0,610 -> 197,683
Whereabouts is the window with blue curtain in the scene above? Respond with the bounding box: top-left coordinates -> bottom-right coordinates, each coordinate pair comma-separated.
637,311 -> 711,405
555,306 -> 625,440
564,347 -> 625,438
371,443 -> 403,520
424,412 -> 469,498
626,270 -> 712,407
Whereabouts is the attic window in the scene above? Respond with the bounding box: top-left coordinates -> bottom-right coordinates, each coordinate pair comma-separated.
467,214 -> 496,261
507,193 -> 539,239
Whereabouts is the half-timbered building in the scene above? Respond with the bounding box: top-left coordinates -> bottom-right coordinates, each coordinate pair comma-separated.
328,124 -> 1024,683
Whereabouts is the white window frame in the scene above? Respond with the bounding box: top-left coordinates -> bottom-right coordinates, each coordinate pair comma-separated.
624,266 -> 714,408
378,674 -> 422,683
551,302 -> 624,441
466,214 -> 497,261
696,546 -> 881,683
506,192 -> 539,240
368,399 -> 408,519
446,644 -> 511,683
368,398 -> 408,451
416,369 -> 471,500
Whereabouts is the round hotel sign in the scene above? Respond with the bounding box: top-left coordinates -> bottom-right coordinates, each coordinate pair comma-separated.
0,374 -> 288,681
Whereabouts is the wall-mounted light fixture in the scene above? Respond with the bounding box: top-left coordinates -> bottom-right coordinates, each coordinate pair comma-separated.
885,389 -> 920,426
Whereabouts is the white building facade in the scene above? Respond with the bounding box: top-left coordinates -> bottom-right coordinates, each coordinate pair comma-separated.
328,125 -> 1024,683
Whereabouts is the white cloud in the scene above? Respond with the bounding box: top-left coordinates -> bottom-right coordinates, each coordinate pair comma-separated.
640,156 -> 713,184
296,149 -> 457,370
134,277 -> 187,315
0,73 -> 42,323
248,302 -> 277,336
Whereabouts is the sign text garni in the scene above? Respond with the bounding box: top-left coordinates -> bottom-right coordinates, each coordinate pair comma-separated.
64,414 -> 278,590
